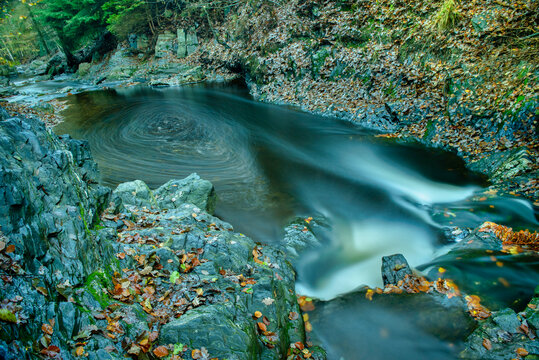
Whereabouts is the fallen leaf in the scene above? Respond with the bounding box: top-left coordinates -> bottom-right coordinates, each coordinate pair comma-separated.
257,322 -> 267,332
76,346 -> 84,356
254,311 -> 262,318
516,348 -> 528,356
5,244 -> 15,253
41,323 -> 54,335
482,338 -> 492,350
152,345 -> 169,358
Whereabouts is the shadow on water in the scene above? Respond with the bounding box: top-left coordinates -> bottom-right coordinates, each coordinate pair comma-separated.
54,82 -> 539,360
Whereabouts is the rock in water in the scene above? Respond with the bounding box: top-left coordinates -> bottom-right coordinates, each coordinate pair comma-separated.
381,254 -> 413,286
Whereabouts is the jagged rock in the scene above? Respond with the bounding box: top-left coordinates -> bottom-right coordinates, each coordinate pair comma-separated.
461,285 -> 539,359
0,114 -> 112,287
155,31 -> 176,58
177,28 -> 199,58
161,303 -> 257,359
381,254 -> 412,286
468,147 -> 533,182
283,217 -> 326,262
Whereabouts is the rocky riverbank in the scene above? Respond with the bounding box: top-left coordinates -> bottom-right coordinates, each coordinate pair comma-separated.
2,0 -> 537,201
1,105 -> 538,358
0,107 -> 324,359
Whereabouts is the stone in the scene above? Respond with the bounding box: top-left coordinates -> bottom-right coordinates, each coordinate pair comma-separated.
160,304 -> 257,360
0,106 -> 9,120
78,62 -> 92,77
381,254 -> 412,286
177,29 -> 187,58
492,308 -> 521,334
155,31 -> 176,58
177,28 -> 198,58
153,173 -> 216,214
113,179 -> 156,208
136,34 -> 149,51
0,116 -> 113,288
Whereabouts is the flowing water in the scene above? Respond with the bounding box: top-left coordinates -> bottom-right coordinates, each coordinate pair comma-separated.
54,82 -> 539,359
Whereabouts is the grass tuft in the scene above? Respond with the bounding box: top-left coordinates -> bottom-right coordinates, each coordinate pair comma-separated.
434,0 -> 461,32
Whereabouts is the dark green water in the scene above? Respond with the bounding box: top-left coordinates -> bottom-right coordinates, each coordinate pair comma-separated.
55,82 -> 539,360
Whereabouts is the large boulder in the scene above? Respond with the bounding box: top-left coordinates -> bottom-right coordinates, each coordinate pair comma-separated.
154,174 -> 216,213
177,28 -> 199,58
155,31 -> 176,58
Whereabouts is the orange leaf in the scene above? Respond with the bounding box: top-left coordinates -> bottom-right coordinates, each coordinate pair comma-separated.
254,311 -> 262,318
516,348 -> 528,356
6,244 -> 15,253
482,338 -> 492,350
75,346 -> 84,356
257,322 -> 267,332
41,323 -> 53,335
152,346 -> 169,358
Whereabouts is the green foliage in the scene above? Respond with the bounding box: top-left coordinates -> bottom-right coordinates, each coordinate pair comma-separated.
102,0 -> 146,37
433,0 -> 461,31
37,0 -> 107,50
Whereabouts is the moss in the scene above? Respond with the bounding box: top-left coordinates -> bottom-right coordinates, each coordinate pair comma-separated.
84,271 -> 113,309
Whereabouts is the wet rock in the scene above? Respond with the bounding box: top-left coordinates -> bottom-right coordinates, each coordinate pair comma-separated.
0,116 -> 112,287
154,173 -> 216,214
492,308 -> 521,334
381,254 -> 412,286
468,147 -> 533,183
46,51 -> 68,76
113,179 -> 156,208
161,303 -> 257,359
283,217 -> 327,262
462,285 -> 539,359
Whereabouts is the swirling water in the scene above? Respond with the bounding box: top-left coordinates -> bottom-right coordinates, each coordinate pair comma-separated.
55,82 -> 539,359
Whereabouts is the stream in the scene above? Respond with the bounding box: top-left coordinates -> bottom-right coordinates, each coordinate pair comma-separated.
53,82 -> 539,359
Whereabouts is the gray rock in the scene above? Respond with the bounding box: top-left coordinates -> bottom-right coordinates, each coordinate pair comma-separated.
160,303 -> 257,360
155,31 -> 176,58
113,179 -> 156,208
381,254 -> 412,286
177,28 -> 199,58
0,116 -> 112,287
492,308 -> 521,334
154,173 -> 216,213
